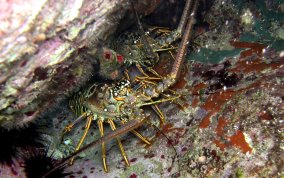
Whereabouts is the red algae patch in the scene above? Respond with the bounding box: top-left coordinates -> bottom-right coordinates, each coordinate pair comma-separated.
199,114 -> 211,129
215,117 -> 228,137
212,117 -> 252,153
214,140 -> 227,151
214,130 -> 252,153
229,130 -> 252,153
230,57 -> 283,73
160,123 -> 185,134
194,41 -> 284,156
191,82 -> 207,95
198,90 -> 236,128
230,41 -> 266,59
191,98 -> 199,108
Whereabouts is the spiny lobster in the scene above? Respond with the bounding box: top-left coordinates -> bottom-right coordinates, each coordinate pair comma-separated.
44,0 -> 199,176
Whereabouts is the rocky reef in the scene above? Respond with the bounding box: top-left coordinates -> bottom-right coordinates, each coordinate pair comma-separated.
0,0 -> 161,128
0,0 -> 283,177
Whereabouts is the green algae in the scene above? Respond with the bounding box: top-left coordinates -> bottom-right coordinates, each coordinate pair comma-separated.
235,168 -> 245,178
189,48 -> 242,63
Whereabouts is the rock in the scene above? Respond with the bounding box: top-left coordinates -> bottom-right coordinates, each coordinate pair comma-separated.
0,0 -> 162,128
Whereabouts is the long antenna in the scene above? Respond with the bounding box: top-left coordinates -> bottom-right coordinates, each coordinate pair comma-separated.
130,0 -> 156,61
177,0 -> 193,34
152,125 -> 180,173
42,118 -> 147,178
171,0 -> 199,80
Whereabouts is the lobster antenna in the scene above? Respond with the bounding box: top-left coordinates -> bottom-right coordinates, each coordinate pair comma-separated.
177,0 -> 193,34
130,0 -> 156,61
171,0 -> 198,80
42,118 -> 146,178
152,124 -> 180,173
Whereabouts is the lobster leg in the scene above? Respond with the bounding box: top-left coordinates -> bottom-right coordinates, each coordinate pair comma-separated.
132,66 -> 172,126
151,103 -> 166,126
134,64 -> 161,86
136,64 -> 150,77
148,26 -> 171,34
98,120 -> 108,172
138,95 -> 181,107
108,119 -> 130,167
124,69 -> 131,81
147,67 -> 163,78
70,115 -> 92,164
154,46 -> 178,53
131,1 -> 157,62
43,118 -> 148,177
131,130 -> 151,145
62,112 -> 87,134
120,120 -> 151,145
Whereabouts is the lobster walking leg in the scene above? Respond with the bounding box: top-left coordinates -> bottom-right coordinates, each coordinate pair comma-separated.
43,118 -> 148,178
131,1 -> 157,62
97,120 -> 108,172
131,130 -> 151,145
63,112 -> 88,134
44,0 -> 199,177
70,115 -> 92,164
132,65 -> 168,126
108,119 -> 130,167
120,120 -> 151,145
151,103 -> 166,126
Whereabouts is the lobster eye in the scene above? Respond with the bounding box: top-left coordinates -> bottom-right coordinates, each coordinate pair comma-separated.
104,51 -> 112,60
116,54 -> 124,64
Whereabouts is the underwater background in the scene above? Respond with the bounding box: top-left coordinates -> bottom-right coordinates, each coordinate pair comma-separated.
0,0 -> 283,177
